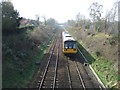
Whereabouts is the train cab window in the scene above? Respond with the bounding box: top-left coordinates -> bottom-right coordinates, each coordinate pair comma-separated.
64,44 -> 68,49
65,41 -> 76,49
73,44 -> 76,49
69,44 -> 72,49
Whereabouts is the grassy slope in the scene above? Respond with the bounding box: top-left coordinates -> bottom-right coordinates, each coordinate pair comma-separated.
2,26 -> 56,88
66,27 -> 118,88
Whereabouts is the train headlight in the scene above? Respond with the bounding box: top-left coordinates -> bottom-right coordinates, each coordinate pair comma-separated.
64,49 -> 67,51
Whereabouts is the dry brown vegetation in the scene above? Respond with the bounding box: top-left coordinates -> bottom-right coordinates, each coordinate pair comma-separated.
66,27 -> 118,88
68,27 -> 118,63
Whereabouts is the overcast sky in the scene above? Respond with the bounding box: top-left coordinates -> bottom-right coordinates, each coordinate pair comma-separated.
11,0 -> 116,23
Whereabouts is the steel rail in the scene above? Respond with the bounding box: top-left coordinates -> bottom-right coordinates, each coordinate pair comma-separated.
47,39 -> 55,53
38,39 -> 57,90
78,48 -> 89,66
52,41 -> 59,90
66,57 -> 72,89
74,61 -> 86,89
78,48 -> 106,89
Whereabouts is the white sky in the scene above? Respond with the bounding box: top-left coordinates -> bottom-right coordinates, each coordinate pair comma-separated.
11,0 -> 116,23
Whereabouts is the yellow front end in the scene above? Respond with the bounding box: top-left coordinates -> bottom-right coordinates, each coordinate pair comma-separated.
63,49 -> 77,53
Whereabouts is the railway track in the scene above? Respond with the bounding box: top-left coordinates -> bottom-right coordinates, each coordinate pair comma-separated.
74,60 -> 86,89
36,35 -> 60,89
65,53 -> 105,89
66,56 -> 72,89
52,39 -> 59,89
26,32 -> 106,89
56,35 -> 70,88
65,56 -> 87,89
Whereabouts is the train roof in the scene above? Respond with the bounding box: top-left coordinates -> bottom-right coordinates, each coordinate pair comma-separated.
62,31 -> 68,34
62,31 -> 71,36
65,34 -> 71,37
63,37 -> 75,42
62,31 -> 76,42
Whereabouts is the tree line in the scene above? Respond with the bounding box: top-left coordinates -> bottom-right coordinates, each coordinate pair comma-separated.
1,0 -> 59,36
2,1 -> 23,35
66,1 -> 119,35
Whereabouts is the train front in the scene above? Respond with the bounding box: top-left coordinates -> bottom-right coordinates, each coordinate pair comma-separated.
63,40 -> 77,54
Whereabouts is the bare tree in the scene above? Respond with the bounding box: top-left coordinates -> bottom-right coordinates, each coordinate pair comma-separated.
88,2 -> 103,31
111,1 -> 118,22
104,0 -> 118,34
42,15 -> 47,25
35,14 -> 40,26
75,12 -> 86,28
67,20 -> 76,27
89,2 -> 103,22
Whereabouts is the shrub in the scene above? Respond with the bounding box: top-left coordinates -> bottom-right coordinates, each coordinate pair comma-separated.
109,40 -> 116,45
95,51 -> 101,56
16,50 -> 28,58
2,1 -> 22,35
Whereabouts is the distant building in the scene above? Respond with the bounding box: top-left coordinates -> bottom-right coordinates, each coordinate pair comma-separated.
20,19 -> 29,25
29,20 -> 39,27
20,19 -> 40,27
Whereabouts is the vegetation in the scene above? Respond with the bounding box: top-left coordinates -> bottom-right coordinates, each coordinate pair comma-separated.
95,51 -> 101,56
3,32 -> 55,88
91,55 -> 118,88
2,1 -> 59,88
109,39 -> 116,45
2,1 -> 23,35
65,0 -> 118,35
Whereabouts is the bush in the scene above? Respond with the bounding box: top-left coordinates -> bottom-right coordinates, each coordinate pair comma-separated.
109,40 -> 116,45
95,51 -> 101,56
16,50 -> 28,58
2,1 -> 22,35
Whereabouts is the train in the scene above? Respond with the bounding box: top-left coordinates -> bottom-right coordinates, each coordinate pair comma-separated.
62,31 -> 77,54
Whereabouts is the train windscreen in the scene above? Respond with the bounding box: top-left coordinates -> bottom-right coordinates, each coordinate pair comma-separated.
64,41 -> 76,49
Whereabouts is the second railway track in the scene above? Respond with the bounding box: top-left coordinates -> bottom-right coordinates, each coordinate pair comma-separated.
37,36 -> 60,89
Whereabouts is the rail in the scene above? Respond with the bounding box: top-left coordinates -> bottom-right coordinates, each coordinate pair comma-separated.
66,57 -> 72,89
74,61 -> 86,89
38,39 -> 57,90
52,40 -> 59,90
77,47 -> 106,89
78,48 -> 89,66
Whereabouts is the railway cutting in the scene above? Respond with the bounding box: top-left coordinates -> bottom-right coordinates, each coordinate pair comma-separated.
26,31 -> 105,89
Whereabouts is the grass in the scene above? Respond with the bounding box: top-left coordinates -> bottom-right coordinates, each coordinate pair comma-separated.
77,42 -> 96,64
91,55 -> 118,88
78,40 -> 118,88
95,32 -> 111,38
